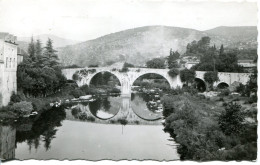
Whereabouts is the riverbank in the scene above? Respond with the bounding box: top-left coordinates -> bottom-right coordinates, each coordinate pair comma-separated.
0,84 -> 120,123
162,92 -> 257,161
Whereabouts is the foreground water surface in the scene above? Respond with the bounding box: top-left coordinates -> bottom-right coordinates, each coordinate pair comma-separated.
0,93 -> 179,161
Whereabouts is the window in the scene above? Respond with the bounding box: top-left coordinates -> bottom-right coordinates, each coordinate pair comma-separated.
13,58 -> 15,68
6,57 -> 8,68
9,58 -> 12,68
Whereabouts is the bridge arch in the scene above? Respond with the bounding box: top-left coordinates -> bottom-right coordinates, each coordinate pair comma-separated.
217,82 -> 229,89
194,78 -> 206,92
86,70 -> 122,87
131,72 -> 172,89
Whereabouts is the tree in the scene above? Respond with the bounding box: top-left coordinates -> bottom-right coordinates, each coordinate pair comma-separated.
146,58 -> 165,69
168,68 -> 179,78
218,102 -> 244,135
11,101 -> 33,117
180,69 -> 196,86
28,37 -> 36,61
244,68 -> 257,97
35,39 -> 42,58
17,39 -> 66,97
203,71 -> 219,90
167,49 -> 180,69
219,44 -> 224,55
43,38 -> 59,67
123,62 -> 135,68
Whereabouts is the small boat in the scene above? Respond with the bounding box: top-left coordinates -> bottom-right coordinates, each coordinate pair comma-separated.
30,112 -> 38,116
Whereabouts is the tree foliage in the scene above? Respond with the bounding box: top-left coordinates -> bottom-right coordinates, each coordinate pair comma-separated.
203,71 -> 219,90
180,69 -> 196,86
167,49 -> 180,68
146,58 -> 165,69
168,68 -> 179,77
186,37 -> 245,73
17,38 -> 66,97
11,101 -> 33,117
218,102 -> 245,135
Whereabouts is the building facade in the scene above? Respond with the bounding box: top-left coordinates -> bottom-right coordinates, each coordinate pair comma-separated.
0,33 -> 18,107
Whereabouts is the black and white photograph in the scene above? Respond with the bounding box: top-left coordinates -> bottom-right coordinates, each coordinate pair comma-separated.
0,0 -> 258,163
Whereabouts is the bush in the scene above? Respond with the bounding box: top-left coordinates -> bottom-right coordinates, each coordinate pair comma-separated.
218,89 -> 230,96
111,88 -> 120,93
87,116 -> 95,122
89,64 -> 98,67
236,83 -> 245,94
11,101 -> 33,117
168,68 -> 179,77
71,107 -> 81,118
117,118 -> 128,125
69,89 -> 85,98
218,102 -> 245,135
123,62 -> 135,68
248,95 -> 257,104
119,67 -> 129,72
80,84 -> 89,94
78,112 -> 88,120
10,91 -> 26,103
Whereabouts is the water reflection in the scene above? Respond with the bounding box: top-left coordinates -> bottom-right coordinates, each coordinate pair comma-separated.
89,96 -> 121,120
70,93 -> 162,122
0,93 -> 179,161
0,125 -> 16,160
15,106 -> 66,152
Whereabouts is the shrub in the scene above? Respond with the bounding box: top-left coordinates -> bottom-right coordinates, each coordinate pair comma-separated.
78,112 -> 88,120
168,68 -> 179,77
80,84 -> 89,94
71,107 -> 81,118
119,67 -> 129,72
87,116 -> 95,122
218,102 -> 245,135
111,88 -> 121,93
236,83 -> 245,94
10,91 -> 26,103
168,87 -> 184,95
248,95 -> 257,104
123,62 -> 135,68
218,89 -> 230,96
69,89 -> 85,98
204,71 -> 219,90
11,101 -> 33,117
117,118 -> 128,125
183,86 -> 198,95
89,64 -> 98,67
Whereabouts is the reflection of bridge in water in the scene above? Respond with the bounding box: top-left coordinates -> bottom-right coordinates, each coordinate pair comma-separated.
66,96 -> 163,125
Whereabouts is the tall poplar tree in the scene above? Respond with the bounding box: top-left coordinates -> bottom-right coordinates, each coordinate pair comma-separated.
28,37 -> 36,61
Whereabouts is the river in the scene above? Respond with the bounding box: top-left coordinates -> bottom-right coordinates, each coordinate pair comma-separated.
0,93 -> 179,161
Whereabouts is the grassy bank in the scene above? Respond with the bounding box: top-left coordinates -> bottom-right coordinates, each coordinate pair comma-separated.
162,93 -> 257,161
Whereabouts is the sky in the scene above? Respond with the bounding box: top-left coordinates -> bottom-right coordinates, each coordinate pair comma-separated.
0,0 -> 257,41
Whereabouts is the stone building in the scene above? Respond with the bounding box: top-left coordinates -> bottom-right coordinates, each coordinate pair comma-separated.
0,32 -> 18,107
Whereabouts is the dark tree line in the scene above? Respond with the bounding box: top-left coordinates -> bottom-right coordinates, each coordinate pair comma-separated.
17,37 -> 66,97
186,37 -> 245,73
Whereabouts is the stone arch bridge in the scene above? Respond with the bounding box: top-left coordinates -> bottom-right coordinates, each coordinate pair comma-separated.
62,67 -> 251,95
